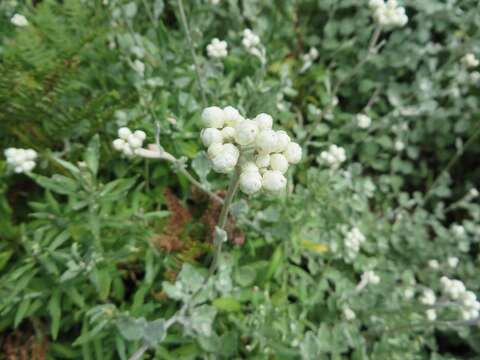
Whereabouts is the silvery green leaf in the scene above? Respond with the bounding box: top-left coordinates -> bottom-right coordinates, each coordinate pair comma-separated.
116,316 -> 147,341
192,152 -> 211,183
189,305 -> 217,337
143,319 -> 166,346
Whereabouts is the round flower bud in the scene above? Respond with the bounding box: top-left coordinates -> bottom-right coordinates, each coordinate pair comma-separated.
222,143 -> 240,159
274,131 -> 291,152
4,148 -> 16,158
112,139 -> 126,151
284,142 -> 302,164
14,166 -> 23,173
221,126 -> 236,142
254,113 -> 273,130
128,134 -> 143,149
133,130 -> 146,141
242,162 -> 260,174
14,151 -> 26,163
234,119 -> 258,146
239,171 -> 262,195
123,146 -> 134,156
255,153 -> 270,168
262,170 -> 287,192
223,106 -> 244,127
118,127 -> 132,140
25,149 -> 37,160
270,154 -> 289,174
211,145 -> 239,173
256,129 -> 278,154
22,161 -> 35,172
201,128 -> 223,147
207,143 -> 224,158
201,106 -> 225,128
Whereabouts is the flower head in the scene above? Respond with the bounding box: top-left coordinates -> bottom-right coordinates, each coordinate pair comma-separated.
207,38 -> 228,59
4,148 -> 37,173
11,14 -> 28,27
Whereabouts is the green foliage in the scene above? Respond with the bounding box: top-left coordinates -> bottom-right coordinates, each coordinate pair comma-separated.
1,0 -> 480,359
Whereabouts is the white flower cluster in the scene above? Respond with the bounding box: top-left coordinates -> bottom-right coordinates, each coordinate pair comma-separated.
4,148 -> 37,173
242,29 -> 266,63
462,53 -> 479,69
200,106 -> 302,194
369,0 -> 408,28
344,227 -> 366,258
441,277 -> 480,320
359,270 -> 380,289
343,307 -> 356,321
319,145 -> 346,169
420,288 -> 436,305
11,14 -> 28,27
207,38 -> 228,59
356,113 -> 372,129
301,47 -> 319,64
112,127 -> 146,156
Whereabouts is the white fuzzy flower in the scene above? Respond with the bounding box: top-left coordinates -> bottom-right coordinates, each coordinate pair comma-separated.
320,145 -> 346,168
4,147 -> 38,173
426,309 -> 437,321
420,289 -> 436,305
343,307 -> 356,321
118,127 -> 132,140
256,130 -> 278,154
113,127 -> 146,156
262,170 -> 287,192
207,143 -> 225,158
441,277 -> 466,300
223,106 -> 244,127
234,119 -> 258,146
428,259 -> 439,270
370,0 -> 408,28
283,142 -> 302,164
221,127 -> 236,142
394,140 -> 405,152
274,131 -> 291,152
404,288 -> 415,300
201,128 -> 223,147
361,270 -> 380,285
469,188 -> 479,198
242,29 -> 266,63
462,53 -> 479,69
239,169 -> 263,195
255,153 -> 270,168
207,38 -> 228,59
211,143 -> 239,173
11,14 -> 28,27
202,106 -> 225,128
132,59 -> 145,77
356,114 -> 372,129
447,257 -> 459,268
452,224 -> 466,237
302,47 -> 319,63
270,154 -> 289,174
254,113 -> 273,130
344,227 -> 366,256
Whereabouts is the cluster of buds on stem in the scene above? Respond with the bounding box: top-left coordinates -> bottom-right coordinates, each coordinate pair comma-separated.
369,0 -> 408,28
4,148 -> 37,173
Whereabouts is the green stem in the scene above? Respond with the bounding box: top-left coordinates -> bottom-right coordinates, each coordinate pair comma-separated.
177,0 -> 207,107
208,163 -> 242,274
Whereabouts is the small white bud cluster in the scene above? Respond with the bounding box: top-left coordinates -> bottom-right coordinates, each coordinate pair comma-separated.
200,106 -> 302,194
207,38 -> 228,59
319,145 -> 346,169
441,277 -> 480,320
112,127 -> 146,156
356,114 -> 372,129
462,53 -> 479,69
301,47 -> 319,63
343,307 -> 356,321
420,288 -> 436,305
344,227 -> 366,258
242,29 -> 266,63
428,259 -> 440,270
4,148 -> 37,173
11,14 -> 29,27
358,270 -> 380,290
369,0 -> 408,28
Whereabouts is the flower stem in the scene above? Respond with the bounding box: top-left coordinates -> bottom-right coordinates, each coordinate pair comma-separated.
176,0 -> 207,107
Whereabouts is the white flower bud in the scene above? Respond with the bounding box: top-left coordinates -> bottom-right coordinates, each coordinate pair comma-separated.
343,307 -> 356,321
122,146 -> 134,156
202,106 -> 225,128
262,170 -> 287,192
256,129 -> 278,154
207,143 -> 224,158
201,128 -> 223,147
242,162 -> 260,174
254,113 -> 273,130
426,309 -> 437,321
11,14 -> 28,27
270,154 -> 289,174
112,139 -> 126,151
127,134 -> 143,149
234,119 -> 258,146
356,114 -> 372,129
239,170 -> 263,195
133,130 -> 146,141
274,131 -> 291,152
4,148 -> 16,158
25,149 -> 37,160
255,153 -> 270,168
447,257 -> 459,268
211,144 -> 239,173
22,161 -> 35,172
223,106 -> 244,127
118,127 -> 132,140
14,152 -> 26,163
284,142 -> 302,164
221,127 -> 236,142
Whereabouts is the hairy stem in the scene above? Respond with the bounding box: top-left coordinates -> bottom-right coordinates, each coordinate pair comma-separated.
176,0 -> 207,107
